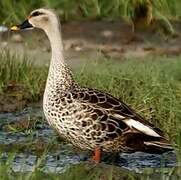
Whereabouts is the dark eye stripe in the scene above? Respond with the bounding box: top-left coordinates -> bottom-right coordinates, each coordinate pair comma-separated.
31,11 -> 44,17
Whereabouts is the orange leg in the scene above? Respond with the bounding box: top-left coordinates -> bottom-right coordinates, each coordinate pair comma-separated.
92,147 -> 101,163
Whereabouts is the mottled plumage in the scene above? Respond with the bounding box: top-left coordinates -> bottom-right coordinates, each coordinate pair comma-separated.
12,8 -> 173,156
44,70 -> 172,153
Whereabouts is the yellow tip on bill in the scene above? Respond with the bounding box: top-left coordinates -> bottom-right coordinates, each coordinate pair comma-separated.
10,26 -> 20,31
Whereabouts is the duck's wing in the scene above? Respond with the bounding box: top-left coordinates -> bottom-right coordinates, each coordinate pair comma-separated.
71,88 -> 163,138
68,88 -> 173,153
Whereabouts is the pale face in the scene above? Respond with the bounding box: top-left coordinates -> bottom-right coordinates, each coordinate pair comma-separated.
11,8 -> 59,31
29,9 -> 56,30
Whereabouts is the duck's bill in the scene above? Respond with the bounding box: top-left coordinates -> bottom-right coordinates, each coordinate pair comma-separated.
11,19 -> 33,31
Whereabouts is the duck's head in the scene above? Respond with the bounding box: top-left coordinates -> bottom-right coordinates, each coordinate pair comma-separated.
11,8 -> 59,32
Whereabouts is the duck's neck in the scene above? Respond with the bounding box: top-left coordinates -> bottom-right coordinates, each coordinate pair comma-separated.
44,24 -> 75,97
46,26 -> 64,61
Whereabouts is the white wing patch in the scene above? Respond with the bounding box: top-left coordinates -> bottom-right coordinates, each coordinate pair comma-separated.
124,119 -> 161,137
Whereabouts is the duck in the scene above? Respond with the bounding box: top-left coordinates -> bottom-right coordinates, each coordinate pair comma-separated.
11,8 -> 173,162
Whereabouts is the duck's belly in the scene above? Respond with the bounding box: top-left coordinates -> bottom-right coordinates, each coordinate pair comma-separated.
43,100 -> 93,150
43,99 -> 120,152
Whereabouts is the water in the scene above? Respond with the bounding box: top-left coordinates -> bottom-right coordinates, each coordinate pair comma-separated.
0,25 -> 8,33
0,107 -> 178,174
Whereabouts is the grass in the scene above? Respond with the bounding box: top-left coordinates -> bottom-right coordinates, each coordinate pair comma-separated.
0,51 -> 180,179
0,50 -> 47,101
1,0 -> 181,24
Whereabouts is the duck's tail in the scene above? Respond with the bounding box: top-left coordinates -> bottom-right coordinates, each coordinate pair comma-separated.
143,137 -> 173,154
123,132 -> 174,154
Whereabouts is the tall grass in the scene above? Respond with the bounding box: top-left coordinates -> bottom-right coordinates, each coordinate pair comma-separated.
1,0 -> 181,24
0,51 -> 47,101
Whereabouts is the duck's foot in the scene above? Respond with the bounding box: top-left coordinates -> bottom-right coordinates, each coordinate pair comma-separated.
92,147 -> 101,163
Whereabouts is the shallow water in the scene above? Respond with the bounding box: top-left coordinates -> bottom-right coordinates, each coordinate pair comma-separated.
0,107 -> 178,174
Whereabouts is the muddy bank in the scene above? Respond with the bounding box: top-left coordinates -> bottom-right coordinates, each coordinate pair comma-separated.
0,81 -> 45,113
0,83 -> 32,112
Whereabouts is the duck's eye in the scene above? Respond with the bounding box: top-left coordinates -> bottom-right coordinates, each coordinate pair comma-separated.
31,11 -> 44,17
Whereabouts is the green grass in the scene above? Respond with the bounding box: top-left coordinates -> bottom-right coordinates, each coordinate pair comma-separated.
1,0 -> 181,24
0,51 -> 180,179
0,51 -> 47,101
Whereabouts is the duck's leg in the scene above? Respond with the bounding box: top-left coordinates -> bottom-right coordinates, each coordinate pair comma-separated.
92,147 -> 101,163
